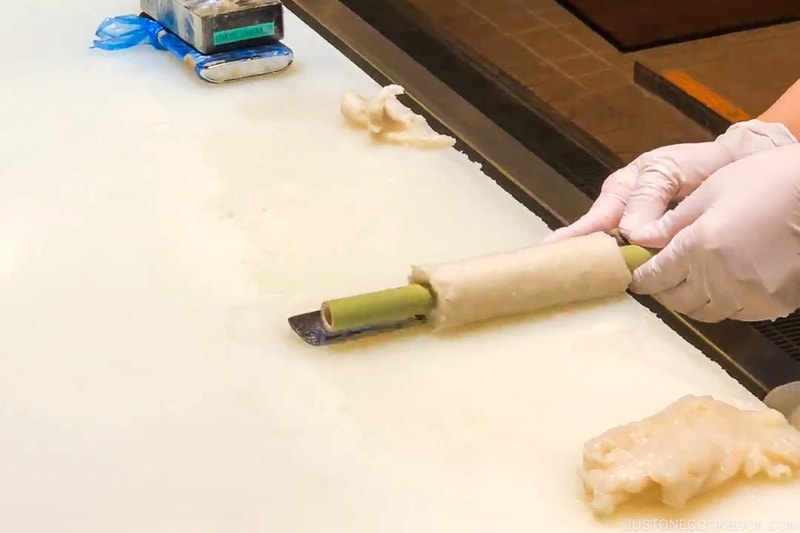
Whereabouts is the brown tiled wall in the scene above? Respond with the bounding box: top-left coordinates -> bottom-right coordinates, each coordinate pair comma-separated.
403,0 -> 712,163
636,22 -> 800,116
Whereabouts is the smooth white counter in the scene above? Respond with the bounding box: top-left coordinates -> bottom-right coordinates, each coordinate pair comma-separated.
0,1 -> 797,531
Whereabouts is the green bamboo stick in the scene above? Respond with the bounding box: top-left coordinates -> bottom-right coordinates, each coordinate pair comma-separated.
620,245 -> 654,271
321,244 -> 655,333
321,284 -> 434,332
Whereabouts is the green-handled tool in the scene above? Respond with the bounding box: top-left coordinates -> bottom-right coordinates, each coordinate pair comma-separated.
288,244 -> 654,346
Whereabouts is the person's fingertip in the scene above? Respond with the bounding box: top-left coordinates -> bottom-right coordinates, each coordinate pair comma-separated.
616,170 -> 678,236
629,249 -> 678,295
789,407 -> 800,429
548,218 -> 610,243
624,186 -> 710,249
629,263 -> 656,294
620,221 -> 672,248
540,233 -> 561,244
540,226 -> 574,243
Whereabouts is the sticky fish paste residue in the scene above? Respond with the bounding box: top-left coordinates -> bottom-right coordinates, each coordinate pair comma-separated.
340,85 -> 455,149
579,395 -> 800,515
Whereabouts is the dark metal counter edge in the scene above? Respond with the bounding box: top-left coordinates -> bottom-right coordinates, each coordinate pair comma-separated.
633,62 -> 731,136
282,0 -> 800,397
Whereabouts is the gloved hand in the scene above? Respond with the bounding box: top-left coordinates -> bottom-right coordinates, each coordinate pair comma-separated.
764,380 -> 800,428
628,143 -> 800,323
542,120 -> 796,244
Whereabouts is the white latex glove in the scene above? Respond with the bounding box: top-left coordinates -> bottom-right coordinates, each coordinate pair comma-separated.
628,143 -> 800,322
764,381 -> 800,428
542,120 -> 796,243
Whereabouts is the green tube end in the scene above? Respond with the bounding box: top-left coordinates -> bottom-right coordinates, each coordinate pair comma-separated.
321,284 -> 435,332
620,245 -> 654,272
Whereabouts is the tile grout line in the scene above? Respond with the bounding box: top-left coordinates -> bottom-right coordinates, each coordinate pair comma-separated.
532,9 -> 626,82
473,7 -> 591,90
511,13 -> 592,88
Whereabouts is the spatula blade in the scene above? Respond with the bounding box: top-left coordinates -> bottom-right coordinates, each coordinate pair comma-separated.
288,310 -> 426,346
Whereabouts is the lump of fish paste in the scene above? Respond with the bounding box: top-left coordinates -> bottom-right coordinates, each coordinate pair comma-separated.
578,395 -> 800,515
339,85 -> 455,148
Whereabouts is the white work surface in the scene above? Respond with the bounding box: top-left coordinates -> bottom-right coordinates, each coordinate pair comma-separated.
1,1 -> 798,532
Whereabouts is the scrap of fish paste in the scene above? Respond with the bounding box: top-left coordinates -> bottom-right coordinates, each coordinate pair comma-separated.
339,85 -> 455,148
340,91 -> 370,128
578,395 -> 800,516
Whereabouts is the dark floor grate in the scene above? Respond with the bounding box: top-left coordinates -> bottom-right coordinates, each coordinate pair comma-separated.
753,318 -> 800,361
